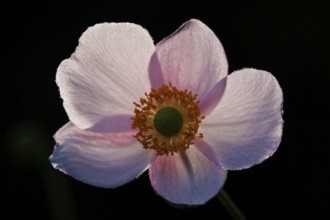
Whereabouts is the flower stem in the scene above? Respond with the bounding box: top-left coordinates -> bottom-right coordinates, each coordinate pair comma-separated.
217,189 -> 247,220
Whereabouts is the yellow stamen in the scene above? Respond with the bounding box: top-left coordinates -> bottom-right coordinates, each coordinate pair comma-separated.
131,82 -> 204,156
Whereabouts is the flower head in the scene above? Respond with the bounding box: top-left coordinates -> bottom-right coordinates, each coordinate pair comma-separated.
50,19 -> 283,205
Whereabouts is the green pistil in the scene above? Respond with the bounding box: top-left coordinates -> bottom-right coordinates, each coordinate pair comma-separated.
154,107 -> 183,137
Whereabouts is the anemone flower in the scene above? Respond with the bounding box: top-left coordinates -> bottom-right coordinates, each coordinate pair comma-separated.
50,19 -> 283,205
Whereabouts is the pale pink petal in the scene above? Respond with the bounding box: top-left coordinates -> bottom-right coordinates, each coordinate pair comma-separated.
194,138 -> 221,167
151,19 -> 228,100
199,69 -> 283,170
200,77 -> 227,116
50,122 -> 155,188
148,52 -> 164,89
56,23 -> 155,132
149,146 -> 227,205
89,114 -> 132,133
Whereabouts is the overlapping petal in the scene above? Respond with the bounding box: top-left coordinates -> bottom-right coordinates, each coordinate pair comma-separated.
149,146 -> 227,205
199,69 -> 283,170
199,77 -> 227,115
50,122 -> 156,188
150,19 -> 228,100
56,23 -> 155,132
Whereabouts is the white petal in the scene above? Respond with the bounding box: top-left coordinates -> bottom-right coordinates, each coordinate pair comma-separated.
56,23 -> 155,132
199,69 -> 283,170
151,19 -> 228,99
50,122 -> 155,188
149,147 -> 227,205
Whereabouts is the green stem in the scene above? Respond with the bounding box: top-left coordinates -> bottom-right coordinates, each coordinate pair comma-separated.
217,189 -> 247,220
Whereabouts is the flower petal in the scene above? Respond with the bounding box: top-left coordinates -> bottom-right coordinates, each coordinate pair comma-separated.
149,146 -> 227,205
200,69 -> 283,170
151,19 -> 228,99
200,77 -> 227,116
50,122 -> 155,188
89,114 -> 133,133
56,23 -> 155,132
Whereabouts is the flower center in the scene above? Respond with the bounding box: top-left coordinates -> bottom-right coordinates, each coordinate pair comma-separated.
131,82 -> 204,156
154,107 -> 183,137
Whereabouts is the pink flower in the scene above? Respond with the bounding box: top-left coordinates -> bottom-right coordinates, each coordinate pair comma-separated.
50,19 -> 283,205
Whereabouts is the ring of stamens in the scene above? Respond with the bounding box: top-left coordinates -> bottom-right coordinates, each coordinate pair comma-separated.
131,82 -> 204,156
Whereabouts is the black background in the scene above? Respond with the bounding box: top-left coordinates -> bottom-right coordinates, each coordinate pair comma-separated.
2,1 -> 329,219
